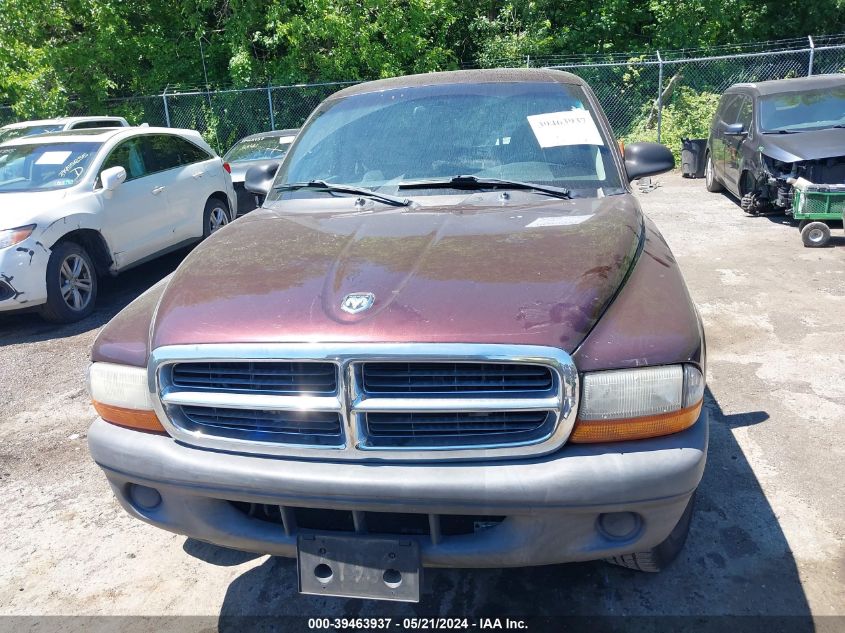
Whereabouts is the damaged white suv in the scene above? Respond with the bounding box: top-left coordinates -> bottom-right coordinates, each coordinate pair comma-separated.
0,127 -> 235,323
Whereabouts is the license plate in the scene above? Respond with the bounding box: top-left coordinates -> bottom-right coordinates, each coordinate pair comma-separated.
297,533 -> 421,602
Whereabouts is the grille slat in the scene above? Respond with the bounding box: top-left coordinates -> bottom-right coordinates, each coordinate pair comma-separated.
362,362 -> 554,394
365,411 -> 553,444
178,406 -> 343,445
171,361 -> 337,394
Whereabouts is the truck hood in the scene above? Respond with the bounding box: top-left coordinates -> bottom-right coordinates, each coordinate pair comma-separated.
760,127 -> 845,162
150,193 -> 643,353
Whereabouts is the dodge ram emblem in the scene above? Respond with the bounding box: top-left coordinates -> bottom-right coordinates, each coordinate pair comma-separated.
341,292 -> 375,314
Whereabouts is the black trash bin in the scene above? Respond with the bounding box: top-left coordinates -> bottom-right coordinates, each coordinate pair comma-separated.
681,138 -> 707,178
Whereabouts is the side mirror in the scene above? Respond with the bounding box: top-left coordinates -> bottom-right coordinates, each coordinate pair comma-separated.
624,142 -> 675,181
244,162 -> 280,197
723,123 -> 746,136
101,166 -> 127,191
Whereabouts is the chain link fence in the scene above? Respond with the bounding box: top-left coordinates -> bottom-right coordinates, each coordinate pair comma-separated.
2,35 -> 844,153
536,35 -> 845,145
0,104 -> 16,127
97,82 -> 357,152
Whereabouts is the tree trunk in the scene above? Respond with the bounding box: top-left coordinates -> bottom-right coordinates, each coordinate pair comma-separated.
646,72 -> 683,129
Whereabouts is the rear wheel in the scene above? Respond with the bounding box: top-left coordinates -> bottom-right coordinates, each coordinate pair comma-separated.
606,493 -> 695,573
203,197 -> 231,238
704,153 -> 722,192
801,221 -> 831,248
39,241 -> 98,323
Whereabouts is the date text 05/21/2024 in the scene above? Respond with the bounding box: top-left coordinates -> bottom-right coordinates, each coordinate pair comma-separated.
307,618 -> 529,630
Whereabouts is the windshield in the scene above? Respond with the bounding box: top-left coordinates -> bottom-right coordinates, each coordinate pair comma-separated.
0,142 -> 101,192
272,81 -> 623,200
0,124 -> 64,144
225,135 -> 295,162
760,86 -> 845,132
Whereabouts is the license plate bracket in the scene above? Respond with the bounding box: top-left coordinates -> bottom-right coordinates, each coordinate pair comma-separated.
297,533 -> 421,602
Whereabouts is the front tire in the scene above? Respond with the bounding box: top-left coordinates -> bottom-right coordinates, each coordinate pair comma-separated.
801,221 -> 831,248
606,493 -> 696,573
704,153 -> 723,193
203,197 -> 231,238
39,241 -> 98,323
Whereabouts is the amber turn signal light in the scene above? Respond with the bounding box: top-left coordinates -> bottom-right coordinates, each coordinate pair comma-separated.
569,400 -> 702,444
93,401 -> 167,433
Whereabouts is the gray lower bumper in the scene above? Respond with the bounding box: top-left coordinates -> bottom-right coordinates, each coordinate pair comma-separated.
88,410 -> 708,568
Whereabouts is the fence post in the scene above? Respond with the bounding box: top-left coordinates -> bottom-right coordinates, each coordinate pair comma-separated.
807,36 -> 815,76
656,50 -> 664,144
162,86 -> 171,127
526,55 -> 531,68
267,85 -> 275,130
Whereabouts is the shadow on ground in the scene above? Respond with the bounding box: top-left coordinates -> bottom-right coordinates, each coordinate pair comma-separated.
0,248 -> 189,347
185,388 -> 814,628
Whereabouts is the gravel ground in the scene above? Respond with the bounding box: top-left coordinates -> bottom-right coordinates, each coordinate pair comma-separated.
0,172 -> 843,630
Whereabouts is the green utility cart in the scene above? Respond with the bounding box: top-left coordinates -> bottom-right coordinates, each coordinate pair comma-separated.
792,179 -> 845,247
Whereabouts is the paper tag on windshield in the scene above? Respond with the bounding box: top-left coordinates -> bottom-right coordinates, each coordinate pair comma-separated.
527,110 -> 604,148
279,135 -> 296,144
35,151 -> 73,165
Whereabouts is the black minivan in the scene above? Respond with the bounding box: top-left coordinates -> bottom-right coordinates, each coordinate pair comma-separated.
704,74 -> 845,214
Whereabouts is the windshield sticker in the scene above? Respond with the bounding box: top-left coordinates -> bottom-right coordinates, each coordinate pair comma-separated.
527,215 -> 593,228
527,110 -> 604,148
35,151 -> 73,165
279,136 -> 296,144
58,153 -> 89,177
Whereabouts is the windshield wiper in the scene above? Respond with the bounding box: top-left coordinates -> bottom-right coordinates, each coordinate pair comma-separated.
274,180 -> 411,207
397,175 -> 571,199
764,129 -> 800,134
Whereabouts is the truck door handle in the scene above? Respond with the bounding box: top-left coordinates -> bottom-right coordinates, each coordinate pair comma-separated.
152,186 -> 165,195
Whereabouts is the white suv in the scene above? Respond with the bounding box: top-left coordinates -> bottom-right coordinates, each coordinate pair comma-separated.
0,116 -> 130,144
0,127 -> 235,323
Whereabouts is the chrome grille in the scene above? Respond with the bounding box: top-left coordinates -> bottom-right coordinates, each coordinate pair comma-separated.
361,362 -> 554,394
151,343 -> 579,461
171,361 -> 337,394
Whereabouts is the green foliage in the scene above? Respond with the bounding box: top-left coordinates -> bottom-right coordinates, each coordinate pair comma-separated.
470,2 -> 555,66
624,87 -> 722,161
1,0 -> 845,120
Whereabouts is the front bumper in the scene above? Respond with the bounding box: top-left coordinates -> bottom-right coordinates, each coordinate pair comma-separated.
88,410 -> 708,568
0,239 -> 49,312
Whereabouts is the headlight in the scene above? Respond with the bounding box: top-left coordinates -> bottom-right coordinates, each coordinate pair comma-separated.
88,362 -> 165,432
0,224 -> 36,249
570,364 -> 704,443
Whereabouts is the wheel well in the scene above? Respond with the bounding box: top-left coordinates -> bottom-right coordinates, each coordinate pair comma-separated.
208,192 -> 231,216
54,229 -> 113,276
209,191 -> 229,205
739,170 -> 754,196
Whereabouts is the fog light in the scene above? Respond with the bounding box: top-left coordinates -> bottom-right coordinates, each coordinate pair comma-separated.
128,484 -> 162,511
597,512 -> 641,540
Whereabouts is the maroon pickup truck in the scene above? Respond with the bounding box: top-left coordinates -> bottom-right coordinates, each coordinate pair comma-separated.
87,69 -> 706,602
